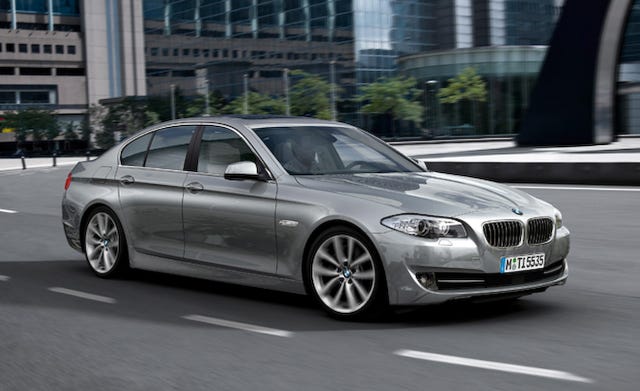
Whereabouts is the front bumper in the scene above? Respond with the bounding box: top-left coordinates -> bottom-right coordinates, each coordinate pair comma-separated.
372,227 -> 570,305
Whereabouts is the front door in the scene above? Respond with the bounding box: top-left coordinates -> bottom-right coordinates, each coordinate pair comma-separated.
182,125 -> 278,273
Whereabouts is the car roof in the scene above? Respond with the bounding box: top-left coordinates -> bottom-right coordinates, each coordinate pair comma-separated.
159,115 -> 347,129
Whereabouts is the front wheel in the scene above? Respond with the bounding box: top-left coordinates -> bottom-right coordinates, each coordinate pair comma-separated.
83,207 -> 129,278
306,227 -> 387,320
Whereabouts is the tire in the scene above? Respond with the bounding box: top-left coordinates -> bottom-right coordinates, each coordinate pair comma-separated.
305,226 -> 388,320
82,206 -> 129,278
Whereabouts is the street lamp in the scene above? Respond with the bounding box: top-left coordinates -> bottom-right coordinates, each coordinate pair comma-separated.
170,84 -> 176,120
243,73 -> 249,115
283,68 -> 290,116
426,80 -> 440,137
330,61 -> 336,121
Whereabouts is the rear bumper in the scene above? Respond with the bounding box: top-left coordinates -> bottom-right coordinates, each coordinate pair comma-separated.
62,193 -> 83,252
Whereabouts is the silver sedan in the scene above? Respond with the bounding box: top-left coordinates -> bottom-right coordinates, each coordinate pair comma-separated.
62,116 -> 569,319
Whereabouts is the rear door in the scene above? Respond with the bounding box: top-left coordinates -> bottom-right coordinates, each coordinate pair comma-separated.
182,125 -> 278,273
117,125 -> 197,259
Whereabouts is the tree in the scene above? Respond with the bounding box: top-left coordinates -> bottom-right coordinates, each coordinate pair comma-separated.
96,98 -> 160,149
437,67 -> 487,130
224,92 -> 286,115
63,122 -> 79,140
184,90 -> 228,117
357,75 -> 424,135
3,108 -> 58,151
289,70 -> 337,119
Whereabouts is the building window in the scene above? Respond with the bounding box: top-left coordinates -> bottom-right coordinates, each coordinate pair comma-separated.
193,48 -> 200,57
0,67 -> 14,75
56,68 -> 85,76
67,45 -> 76,55
203,49 -> 210,58
19,43 -> 27,53
162,48 -> 169,56
173,48 -> 179,56
31,44 -> 40,53
19,67 -> 52,76
182,48 -> 190,56
151,47 -> 159,56
6,43 -> 14,52
0,91 -> 16,104
0,43 -> 2,52
55,45 -> 64,54
20,91 -> 51,104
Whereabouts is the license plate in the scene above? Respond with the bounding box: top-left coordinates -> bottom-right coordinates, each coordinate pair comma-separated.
500,253 -> 545,273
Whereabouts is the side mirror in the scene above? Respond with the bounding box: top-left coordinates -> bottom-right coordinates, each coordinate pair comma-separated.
224,161 -> 261,181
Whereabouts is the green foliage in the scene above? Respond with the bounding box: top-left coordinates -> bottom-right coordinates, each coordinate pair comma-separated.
225,92 -> 286,115
357,76 -> 423,125
184,91 -> 228,117
3,108 -> 59,143
438,67 -> 487,105
63,122 -> 79,140
97,98 -> 160,149
289,70 -> 338,119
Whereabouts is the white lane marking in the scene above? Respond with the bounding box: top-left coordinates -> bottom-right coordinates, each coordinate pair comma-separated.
394,349 -> 593,384
48,287 -> 116,304
514,185 -> 640,192
182,314 -> 293,338
0,208 -> 18,214
0,275 -> 10,282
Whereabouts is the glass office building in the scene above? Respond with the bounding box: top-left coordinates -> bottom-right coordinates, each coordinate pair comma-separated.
140,0 -> 571,137
619,0 -> 640,134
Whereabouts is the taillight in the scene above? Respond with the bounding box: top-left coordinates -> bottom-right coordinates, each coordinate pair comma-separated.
64,172 -> 72,190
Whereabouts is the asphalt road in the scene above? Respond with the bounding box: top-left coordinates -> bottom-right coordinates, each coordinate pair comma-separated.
1,167 -> 638,391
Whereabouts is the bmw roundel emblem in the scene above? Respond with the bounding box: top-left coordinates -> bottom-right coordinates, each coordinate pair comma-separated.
512,208 -> 523,216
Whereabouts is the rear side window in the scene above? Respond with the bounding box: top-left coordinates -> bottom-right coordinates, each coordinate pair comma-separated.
197,126 -> 256,175
145,126 -> 197,170
121,133 -> 152,167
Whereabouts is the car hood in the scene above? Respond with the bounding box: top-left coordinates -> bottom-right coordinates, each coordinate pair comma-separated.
294,171 -> 543,217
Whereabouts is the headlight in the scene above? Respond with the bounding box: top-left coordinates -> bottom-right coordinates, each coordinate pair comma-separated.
381,214 -> 467,239
554,209 -> 563,229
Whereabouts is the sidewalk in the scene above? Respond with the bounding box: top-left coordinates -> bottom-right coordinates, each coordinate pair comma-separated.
0,157 -> 87,172
393,137 -> 640,185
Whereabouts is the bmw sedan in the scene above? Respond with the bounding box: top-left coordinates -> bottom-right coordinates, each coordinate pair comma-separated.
62,116 -> 569,319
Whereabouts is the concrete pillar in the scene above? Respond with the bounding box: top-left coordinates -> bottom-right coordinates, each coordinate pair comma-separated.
10,0 -> 17,30
48,0 -> 54,31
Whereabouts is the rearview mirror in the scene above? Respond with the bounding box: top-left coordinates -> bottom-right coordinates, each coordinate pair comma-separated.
224,161 -> 261,181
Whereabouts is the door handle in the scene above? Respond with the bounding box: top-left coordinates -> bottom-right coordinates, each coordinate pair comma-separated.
185,181 -> 204,193
120,175 -> 135,185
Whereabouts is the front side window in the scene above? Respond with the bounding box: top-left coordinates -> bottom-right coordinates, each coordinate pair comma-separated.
197,126 -> 256,175
253,126 -> 421,175
145,126 -> 196,170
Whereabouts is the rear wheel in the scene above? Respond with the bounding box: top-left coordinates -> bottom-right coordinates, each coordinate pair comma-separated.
306,227 -> 387,320
83,207 -> 129,278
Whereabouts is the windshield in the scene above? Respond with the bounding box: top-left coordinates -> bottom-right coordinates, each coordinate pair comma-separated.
252,125 -> 422,175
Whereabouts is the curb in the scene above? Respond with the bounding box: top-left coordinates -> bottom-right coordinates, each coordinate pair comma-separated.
425,162 -> 640,186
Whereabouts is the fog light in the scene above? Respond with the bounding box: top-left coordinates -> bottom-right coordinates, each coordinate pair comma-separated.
416,272 -> 438,290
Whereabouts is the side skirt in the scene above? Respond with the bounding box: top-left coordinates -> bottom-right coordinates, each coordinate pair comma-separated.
129,248 -> 306,295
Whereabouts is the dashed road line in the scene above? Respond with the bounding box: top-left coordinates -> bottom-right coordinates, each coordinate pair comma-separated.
394,349 -> 593,383
48,287 -> 116,304
0,275 -> 10,282
0,208 -> 18,214
182,314 -> 293,338
514,185 -> 640,192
